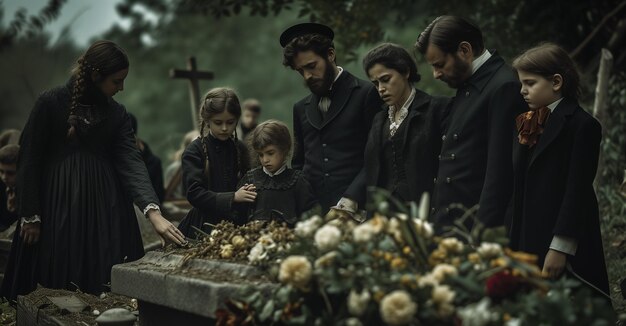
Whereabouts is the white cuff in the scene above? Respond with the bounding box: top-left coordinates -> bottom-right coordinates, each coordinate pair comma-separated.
21,215 -> 41,227
549,235 -> 578,256
335,197 -> 358,213
143,203 -> 161,216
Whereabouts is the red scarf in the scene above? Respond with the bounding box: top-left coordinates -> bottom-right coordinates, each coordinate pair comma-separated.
515,107 -> 550,148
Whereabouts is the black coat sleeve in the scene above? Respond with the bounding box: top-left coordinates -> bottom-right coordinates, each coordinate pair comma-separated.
553,117 -> 602,239
343,84 -> 383,206
182,140 -> 235,217
112,108 -> 160,210
16,93 -> 52,218
476,81 -> 526,227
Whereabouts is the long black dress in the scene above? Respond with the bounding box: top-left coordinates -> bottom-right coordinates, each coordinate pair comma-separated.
237,167 -> 317,226
4,81 -> 157,298
177,135 -> 249,237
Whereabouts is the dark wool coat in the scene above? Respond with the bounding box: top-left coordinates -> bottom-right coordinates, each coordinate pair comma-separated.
431,52 -> 527,232
362,89 -> 450,206
292,70 -> 383,212
509,97 -> 609,295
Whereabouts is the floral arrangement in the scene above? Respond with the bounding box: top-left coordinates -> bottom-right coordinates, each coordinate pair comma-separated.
213,192 -> 616,325
175,220 -> 294,265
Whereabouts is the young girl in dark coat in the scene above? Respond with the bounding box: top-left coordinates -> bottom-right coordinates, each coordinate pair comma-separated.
3,41 -> 184,299
509,43 -> 609,295
178,87 -> 252,237
237,120 -> 317,226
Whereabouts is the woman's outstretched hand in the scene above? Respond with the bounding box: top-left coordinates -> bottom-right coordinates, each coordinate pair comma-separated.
147,209 -> 186,246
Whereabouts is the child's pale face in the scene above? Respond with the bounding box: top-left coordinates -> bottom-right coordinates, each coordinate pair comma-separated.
0,163 -> 16,187
96,68 -> 128,98
256,145 -> 286,174
208,111 -> 238,141
518,70 -> 562,109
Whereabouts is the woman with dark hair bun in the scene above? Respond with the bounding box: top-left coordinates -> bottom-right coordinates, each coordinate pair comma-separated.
1,40 -> 185,300
361,43 -> 450,209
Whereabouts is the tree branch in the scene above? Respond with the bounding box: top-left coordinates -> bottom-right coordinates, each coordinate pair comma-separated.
570,1 -> 626,58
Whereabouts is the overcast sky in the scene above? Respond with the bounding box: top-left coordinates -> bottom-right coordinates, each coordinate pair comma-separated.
3,0 -> 127,46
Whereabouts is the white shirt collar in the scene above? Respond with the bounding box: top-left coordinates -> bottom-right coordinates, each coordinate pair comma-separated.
328,66 -> 343,91
471,49 -> 492,75
388,88 -> 416,135
263,164 -> 287,177
547,98 -> 564,113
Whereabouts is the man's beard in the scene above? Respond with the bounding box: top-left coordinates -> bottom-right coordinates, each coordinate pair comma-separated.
441,56 -> 471,89
306,60 -> 336,97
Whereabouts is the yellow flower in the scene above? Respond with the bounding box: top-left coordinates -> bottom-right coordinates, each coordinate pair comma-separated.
432,285 -> 456,318
468,253 -> 481,264
220,244 -> 234,259
402,246 -> 411,255
391,257 -> 407,270
490,257 -> 508,268
384,252 -> 394,262
428,249 -> 447,266
374,290 -> 386,303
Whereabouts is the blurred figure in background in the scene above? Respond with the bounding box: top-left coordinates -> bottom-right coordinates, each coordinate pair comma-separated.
237,98 -> 261,141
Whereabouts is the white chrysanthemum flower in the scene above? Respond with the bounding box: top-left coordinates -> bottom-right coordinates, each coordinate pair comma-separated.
314,224 -> 342,251
432,264 -> 458,282
295,215 -> 323,237
457,298 -> 500,326
352,223 -> 377,243
476,242 -> 503,259
345,317 -> 363,326
379,290 -> 418,325
386,218 -> 404,243
347,289 -> 371,316
278,256 -> 312,290
417,273 -> 439,288
432,285 -> 456,318
439,237 -> 464,254
247,242 -> 267,263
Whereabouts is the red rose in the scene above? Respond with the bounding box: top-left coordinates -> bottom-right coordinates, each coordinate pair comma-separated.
485,270 -> 521,300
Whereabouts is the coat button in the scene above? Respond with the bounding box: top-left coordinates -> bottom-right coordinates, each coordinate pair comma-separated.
446,177 -> 451,183
465,91 -> 470,97
445,207 -> 450,213
325,173 -> 330,177
438,155 -> 442,160
322,143 -> 327,147
450,154 -> 456,160
431,207 -> 436,213
433,177 -> 437,184
324,158 -> 329,162
442,135 -> 447,141
453,134 -> 459,140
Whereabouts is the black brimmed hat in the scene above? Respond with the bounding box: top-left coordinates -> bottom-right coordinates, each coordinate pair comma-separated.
279,22 -> 334,47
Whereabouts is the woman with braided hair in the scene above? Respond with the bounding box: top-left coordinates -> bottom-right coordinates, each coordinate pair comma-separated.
177,87 -> 252,238
1,40 -> 185,300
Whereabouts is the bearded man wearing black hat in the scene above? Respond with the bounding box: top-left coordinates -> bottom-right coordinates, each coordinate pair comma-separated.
280,23 -> 383,216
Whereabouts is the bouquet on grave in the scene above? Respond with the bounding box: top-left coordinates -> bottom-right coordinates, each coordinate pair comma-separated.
215,190 -> 616,325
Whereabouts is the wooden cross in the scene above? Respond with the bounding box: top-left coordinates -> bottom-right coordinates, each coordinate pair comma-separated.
169,57 -> 214,130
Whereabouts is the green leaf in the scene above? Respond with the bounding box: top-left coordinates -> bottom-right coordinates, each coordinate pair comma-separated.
258,299 -> 275,322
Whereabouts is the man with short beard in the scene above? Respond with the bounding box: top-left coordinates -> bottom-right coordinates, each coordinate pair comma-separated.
415,16 -> 526,233
280,23 -> 382,214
